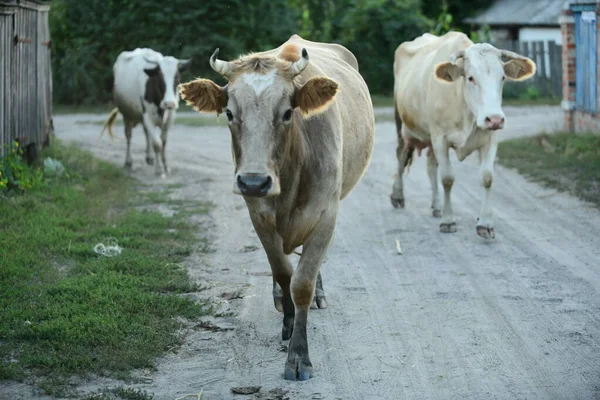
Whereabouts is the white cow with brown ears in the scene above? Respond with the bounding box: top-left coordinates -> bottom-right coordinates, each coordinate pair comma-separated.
390,32 -> 536,238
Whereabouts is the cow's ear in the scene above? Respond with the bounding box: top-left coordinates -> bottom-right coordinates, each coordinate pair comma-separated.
144,66 -> 161,77
434,62 -> 463,83
179,79 -> 228,114
294,76 -> 339,116
504,58 -> 536,81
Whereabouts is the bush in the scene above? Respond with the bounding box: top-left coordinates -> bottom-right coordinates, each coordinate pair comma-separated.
49,0 -> 435,102
0,142 -> 44,193
335,0 -> 431,95
49,0 -> 300,105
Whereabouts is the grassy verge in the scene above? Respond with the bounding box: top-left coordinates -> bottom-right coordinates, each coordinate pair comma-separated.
371,95 -> 394,108
0,140 -> 212,397
497,132 -> 600,207
503,97 -> 562,106
76,116 -> 226,129
53,104 -> 113,115
53,103 -> 200,116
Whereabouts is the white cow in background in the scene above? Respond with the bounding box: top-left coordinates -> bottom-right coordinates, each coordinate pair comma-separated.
390,32 -> 536,238
101,48 -> 192,177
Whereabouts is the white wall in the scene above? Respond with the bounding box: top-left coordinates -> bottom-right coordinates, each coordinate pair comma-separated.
519,27 -> 562,77
519,27 -> 562,45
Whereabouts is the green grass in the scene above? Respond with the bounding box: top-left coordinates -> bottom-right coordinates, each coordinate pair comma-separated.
0,140 -> 212,396
371,95 -> 394,108
82,387 -> 155,400
503,97 -> 562,106
53,102 -> 200,116
369,95 -> 561,108
53,104 -> 113,115
498,132 -> 600,207
76,116 -> 226,128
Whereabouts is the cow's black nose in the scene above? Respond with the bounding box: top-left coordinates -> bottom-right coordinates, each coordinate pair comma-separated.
237,175 -> 272,197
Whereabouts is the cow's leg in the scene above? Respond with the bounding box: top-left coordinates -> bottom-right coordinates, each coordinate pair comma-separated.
273,278 -> 284,312
141,114 -> 163,177
391,107 -> 413,208
427,149 -> 442,218
246,214 -> 295,338
432,136 -> 456,233
476,139 -> 497,239
310,272 -> 327,309
160,128 -> 170,175
124,121 -> 133,169
143,124 -> 154,166
285,213 -> 336,381
274,271 -> 327,311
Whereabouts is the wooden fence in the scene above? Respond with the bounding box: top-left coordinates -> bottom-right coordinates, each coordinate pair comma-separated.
494,39 -> 563,99
0,0 -> 52,161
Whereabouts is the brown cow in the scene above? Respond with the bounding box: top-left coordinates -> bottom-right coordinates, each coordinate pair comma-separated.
179,34 -> 375,380
390,32 -> 536,238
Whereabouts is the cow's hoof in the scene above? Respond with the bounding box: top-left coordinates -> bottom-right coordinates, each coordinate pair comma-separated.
391,196 -> 405,209
310,296 -> 328,310
145,157 -> 154,166
477,225 -> 496,239
432,209 -> 442,218
284,357 -> 313,381
439,222 -> 457,233
124,161 -> 132,169
273,296 -> 284,313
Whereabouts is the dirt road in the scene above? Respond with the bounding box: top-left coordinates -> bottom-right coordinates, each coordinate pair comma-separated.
11,105 -> 600,399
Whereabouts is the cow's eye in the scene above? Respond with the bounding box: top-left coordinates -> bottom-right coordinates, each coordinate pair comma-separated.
282,108 -> 293,122
225,109 -> 233,121
468,76 -> 475,83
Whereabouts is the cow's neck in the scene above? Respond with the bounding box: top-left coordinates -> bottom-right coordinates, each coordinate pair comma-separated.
144,74 -> 166,114
278,121 -> 309,212
453,86 -> 478,145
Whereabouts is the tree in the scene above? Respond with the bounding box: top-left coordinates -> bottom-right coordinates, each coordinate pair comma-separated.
422,0 -> 495,32
50,0 -> 299,104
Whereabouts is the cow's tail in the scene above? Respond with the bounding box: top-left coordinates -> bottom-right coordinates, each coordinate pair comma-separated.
394,100 -> 414,176
100,108 -> 119,140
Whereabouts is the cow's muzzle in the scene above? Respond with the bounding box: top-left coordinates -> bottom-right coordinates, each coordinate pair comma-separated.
236,174 -> 273,197
484,115 -> 505,130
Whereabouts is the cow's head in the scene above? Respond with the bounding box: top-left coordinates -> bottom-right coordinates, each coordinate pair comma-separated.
179,45 -> 338,197
144,56 -> 192,110
434,43 -> 536,131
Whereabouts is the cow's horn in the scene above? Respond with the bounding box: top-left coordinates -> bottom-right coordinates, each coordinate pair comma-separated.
144,56 -> 158,65
209,48 -> 233,78
289,48 -> 309,77
499,49 -> 529,61
449,50 -> 465,64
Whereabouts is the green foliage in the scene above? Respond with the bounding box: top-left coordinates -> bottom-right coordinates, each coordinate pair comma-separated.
429,4 -> 492,42
431,4 -> 455,36
0,142 -> 44,193
422,0 -> 494,32
310,0 -> 431,95
0,140 -> 211,395
520,85 -> 540,100
83,387 -> 155,400
498,133 -> 600,208
50,0 -> 434,100
49,0 -> 300,104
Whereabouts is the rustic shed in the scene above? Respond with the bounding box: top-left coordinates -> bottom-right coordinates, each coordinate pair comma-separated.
0,0 -> 52,161
465,0 -> 565,42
